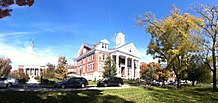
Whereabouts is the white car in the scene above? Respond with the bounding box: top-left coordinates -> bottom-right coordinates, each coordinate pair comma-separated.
0,77 -> 19,88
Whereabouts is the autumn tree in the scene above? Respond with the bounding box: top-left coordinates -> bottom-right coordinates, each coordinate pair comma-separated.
0,0 -> 34,19
140,62 -> 147,79
55,56 -> 68,80
156,65 -> 171,83
136,5 -> 204,88
9,70 -> 29,84
140,62 -> 159,81
192,4 -> 218,90
0,57 -> 12,77
103,56 -> 117,78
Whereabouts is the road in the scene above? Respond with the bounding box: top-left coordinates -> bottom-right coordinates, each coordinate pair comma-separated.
0,84 -> 134,92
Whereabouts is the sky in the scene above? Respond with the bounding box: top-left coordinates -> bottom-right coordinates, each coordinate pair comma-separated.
0,0 -> 217,70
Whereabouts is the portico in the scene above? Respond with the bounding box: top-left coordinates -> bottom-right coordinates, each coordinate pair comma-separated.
112,53 -> 140,79
18,65 -> 46,78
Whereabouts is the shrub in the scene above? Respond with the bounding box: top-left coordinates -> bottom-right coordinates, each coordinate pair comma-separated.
40,79 -> 55,85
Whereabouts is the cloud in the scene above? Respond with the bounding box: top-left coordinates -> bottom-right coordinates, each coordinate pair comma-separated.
138,48 -> 159,63
30,23 -> 84,36
0,39 -> 58,70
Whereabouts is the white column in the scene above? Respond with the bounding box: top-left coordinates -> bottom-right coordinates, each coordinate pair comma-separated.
116,55 -> 120,76
137,60 -> 140,78
29,68 -> 31,76
39,68 -> 41,76
132,58 -> 134,79
125,56 -> 128,79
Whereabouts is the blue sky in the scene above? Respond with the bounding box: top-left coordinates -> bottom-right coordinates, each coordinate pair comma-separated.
0,0 -> 217,69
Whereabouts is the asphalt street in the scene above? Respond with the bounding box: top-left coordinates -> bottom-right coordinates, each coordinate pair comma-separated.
0,84 -> 134,92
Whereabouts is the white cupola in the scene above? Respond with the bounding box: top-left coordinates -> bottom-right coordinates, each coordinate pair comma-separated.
115,30 -> 125,48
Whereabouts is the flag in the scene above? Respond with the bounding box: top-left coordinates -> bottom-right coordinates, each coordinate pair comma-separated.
31,40 -> 35,49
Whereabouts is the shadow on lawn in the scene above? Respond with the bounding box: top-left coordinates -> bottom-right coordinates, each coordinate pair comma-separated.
0,89 -> 135,103
143,86 -> 218,103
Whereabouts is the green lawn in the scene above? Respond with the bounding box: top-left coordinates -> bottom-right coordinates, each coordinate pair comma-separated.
88,81 -> 97,86
0,85 -> 218,103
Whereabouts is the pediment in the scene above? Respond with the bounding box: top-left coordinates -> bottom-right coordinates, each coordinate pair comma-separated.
76,43 -> 94,58
116,43 -> 141,58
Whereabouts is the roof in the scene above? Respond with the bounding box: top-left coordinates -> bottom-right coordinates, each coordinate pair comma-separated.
111,42 -> 132,50
83,43 -> 95,49
100,39 -> 110,44
116,31 -> 125,37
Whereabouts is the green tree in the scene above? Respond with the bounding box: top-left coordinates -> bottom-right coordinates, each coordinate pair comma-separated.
186,55 -> 212,86
0,0 -> 34,19
136,5 -> 204,88
192,4 -> 218,91
0,57 -> 12,77
41,63 -> 55,79
55,56 -> 68,80
103,56 -> 116,78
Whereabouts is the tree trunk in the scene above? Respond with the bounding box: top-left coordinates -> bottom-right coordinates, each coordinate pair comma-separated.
212,41 -> 217,91
192,80 -> 195,86
177,77 -> 181,88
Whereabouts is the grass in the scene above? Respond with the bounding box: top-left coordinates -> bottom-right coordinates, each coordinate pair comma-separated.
88,81 -> 97,86
0,85 -> 218,103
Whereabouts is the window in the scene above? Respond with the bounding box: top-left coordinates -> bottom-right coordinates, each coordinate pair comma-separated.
98,63 -> 102,71
99,54 -> 102,60
92,64 -> 94,71
129,48 -> 132,52
92,55 -> 94,60
103,54 -> 105,60
87,57 -> 89,62
83,66 -> 86,73
102,43 -> 104,48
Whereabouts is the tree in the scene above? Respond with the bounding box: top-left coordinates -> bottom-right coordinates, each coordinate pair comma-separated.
140,62 -> 147,79
136,5 -> 204,88
0,57 -> 12,77
55,56 -> 68,80
140,62 -> 159,81
41,63 -> 55,79
192,4 -> 218,91
103,56 -> 117,78
9,70 -> 29,84
141,62 -> 170,82
0,0 -> 34,19
186,55 -> 212,86
156,65 -> 171,83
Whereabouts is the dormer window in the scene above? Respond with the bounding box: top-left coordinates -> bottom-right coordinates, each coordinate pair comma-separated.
102,43 -> 104,48
101,43 -> 108,49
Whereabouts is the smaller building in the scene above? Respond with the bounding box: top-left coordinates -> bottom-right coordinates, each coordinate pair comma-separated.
67,65 -> 77,78
18,65 -> 47,78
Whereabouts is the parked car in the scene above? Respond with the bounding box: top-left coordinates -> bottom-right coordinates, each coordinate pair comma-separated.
167,80 -> 176,85
6,77 -> 19,86
97,77 -> 124,87
54,77 -> 88,88
150,80 -> 161,86
0,77 -> 19,88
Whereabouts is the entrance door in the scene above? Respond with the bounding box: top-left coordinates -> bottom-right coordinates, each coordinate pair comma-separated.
121,67 -> 125,77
